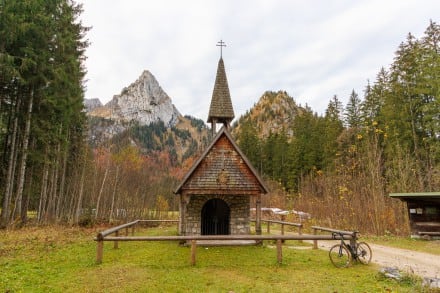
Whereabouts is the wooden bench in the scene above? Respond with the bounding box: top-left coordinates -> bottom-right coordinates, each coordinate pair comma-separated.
415,221 -> 440,227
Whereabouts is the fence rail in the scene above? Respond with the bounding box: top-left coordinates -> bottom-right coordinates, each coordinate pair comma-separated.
97,219 -> 179,240
311,225 -> 358,249
252,219 -> 303,236
95,220 -> 354,265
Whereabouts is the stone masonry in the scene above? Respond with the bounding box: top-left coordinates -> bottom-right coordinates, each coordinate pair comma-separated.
184,195 -> 250,235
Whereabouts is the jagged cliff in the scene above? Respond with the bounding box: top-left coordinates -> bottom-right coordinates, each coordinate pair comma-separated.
84,70 -> 210,163
84,98 -> 102,112
87,70 -> 181,128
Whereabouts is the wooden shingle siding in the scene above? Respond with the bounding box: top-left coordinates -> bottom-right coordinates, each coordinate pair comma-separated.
207,58 -> 235,124
174,127 -> 268,196
182,135 -> 263,194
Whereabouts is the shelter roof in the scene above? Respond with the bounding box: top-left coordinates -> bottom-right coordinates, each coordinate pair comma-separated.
389,192 -> 440,202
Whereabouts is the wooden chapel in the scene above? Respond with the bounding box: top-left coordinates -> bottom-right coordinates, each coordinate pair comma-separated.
174,43 -> 268,236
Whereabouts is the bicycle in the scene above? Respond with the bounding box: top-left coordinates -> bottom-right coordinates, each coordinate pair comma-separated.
329,231 -> 372,268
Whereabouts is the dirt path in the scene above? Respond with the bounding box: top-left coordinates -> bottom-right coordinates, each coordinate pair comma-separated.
313,240 -> 440,279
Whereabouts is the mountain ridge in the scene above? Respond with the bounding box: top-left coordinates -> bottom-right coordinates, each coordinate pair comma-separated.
84,70 -> 210,164
86,70 -> 181,128
232,90 -> 303,140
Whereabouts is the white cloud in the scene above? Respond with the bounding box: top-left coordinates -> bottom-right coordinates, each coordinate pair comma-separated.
79,0 -> 440,120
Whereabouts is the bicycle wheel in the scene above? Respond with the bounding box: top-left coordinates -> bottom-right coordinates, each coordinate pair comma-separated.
329,244 -> 351,268
356,242 -> 372,264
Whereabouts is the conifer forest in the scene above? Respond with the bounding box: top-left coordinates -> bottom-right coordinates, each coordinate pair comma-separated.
1,0 -> 439,235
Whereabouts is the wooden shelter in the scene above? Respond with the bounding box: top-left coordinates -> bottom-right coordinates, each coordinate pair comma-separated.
174,52 -> 268,236
389,192 -> 440,239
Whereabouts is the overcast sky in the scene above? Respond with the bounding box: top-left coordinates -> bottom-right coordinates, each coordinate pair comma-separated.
78,0 -> 439,121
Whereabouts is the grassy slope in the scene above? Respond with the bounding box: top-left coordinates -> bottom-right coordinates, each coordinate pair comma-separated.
0,226 -> 425,293
365,235 -> 440,255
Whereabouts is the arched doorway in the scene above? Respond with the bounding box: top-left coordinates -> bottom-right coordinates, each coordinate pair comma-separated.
201,198 -> 230,235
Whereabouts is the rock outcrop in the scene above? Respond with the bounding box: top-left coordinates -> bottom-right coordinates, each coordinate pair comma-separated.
84,98 -> 102,112
232,90 -> 302,140
87,70 -> 181,128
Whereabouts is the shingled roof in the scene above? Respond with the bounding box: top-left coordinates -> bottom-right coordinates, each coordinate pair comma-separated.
207,58 -> 235,125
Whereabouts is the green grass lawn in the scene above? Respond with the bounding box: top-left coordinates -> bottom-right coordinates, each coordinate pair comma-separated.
0,225 -> 428,292
365,235 -> 440,255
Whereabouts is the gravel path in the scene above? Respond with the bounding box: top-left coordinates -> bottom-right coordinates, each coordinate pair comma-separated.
313,240 -> 440,279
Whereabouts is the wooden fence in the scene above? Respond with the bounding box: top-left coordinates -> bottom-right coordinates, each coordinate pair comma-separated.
256,219 -> 303,236
311,225 -> 358,249
95,220 -> 355,265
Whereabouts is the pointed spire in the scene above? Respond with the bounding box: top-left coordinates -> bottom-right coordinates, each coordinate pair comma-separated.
207,57 -> 235,130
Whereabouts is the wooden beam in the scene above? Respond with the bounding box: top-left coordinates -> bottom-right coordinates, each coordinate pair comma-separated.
114,230 -> 119,249
191,240 -> 197,266
256,194 -> 262,235
96,240 -> 103,264
263,219 -> 302,228
276,239 -> 282,264
97,220 -> 140,239
97,234 -> 352,242
311,226 -> 356,236
313,228 -> 318,249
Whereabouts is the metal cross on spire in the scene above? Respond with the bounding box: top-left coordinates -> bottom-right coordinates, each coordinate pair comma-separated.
216,40 -> 226,58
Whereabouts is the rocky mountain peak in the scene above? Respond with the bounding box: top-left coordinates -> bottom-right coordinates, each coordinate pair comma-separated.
88,70 -> 181,128
232,90 -> 302,139
84,98 -> 102,112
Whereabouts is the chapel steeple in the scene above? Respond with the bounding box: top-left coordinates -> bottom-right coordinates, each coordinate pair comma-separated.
207,40 -> 235,135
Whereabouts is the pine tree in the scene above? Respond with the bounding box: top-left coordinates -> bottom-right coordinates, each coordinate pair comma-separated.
419,20 -> 440,189
361,69 -> 388,124
0,0 -> 89,226
287,106 -> 325,191
344,89 -> 362,129
323,95 -> 344,170
236,120 -> 261,173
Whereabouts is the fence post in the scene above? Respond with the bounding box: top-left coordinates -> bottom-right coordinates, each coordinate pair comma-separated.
267,221 -> 270,234
131,222 -> 136,236
114,230 -> 119,249
298,224 -> 303,243
313,228 -> 318,249
276,239 -> 282,264
281,217 -> 285,243
190,240 -> 197,266
96,240 -> 103,264
350,232 -> 356,250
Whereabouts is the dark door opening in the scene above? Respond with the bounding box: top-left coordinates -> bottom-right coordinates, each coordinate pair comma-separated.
201,198 -> 230,235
